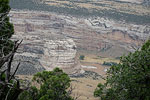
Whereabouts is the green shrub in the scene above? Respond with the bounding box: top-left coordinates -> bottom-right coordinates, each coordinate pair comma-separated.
79,55 -> 85,60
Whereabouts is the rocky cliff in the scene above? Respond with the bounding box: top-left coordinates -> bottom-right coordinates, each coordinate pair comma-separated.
10,10 -> 150,74
11,10 -> 82,75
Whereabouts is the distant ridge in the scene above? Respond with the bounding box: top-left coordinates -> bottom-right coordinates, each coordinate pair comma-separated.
10,0 -> 150,25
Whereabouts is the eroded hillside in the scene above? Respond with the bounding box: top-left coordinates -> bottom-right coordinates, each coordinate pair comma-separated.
10,0 -> 150,24
10,10 -> 149,75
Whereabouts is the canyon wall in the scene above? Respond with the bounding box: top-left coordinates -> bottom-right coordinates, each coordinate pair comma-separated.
10,10 -> 150,74
11,10 -> 82,75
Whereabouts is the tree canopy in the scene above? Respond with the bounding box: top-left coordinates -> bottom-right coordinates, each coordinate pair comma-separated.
0,0 -> 23,100
18,68 -> 74,100
94,40 -> 150,100
0,0 -> 14,56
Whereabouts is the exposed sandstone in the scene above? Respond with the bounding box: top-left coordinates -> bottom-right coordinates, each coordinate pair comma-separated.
10,9 -> 150,74
11,10 -> 83,75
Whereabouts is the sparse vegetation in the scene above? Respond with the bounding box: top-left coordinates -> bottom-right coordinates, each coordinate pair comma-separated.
71,71 -> 102,80
79,55 -> 85,60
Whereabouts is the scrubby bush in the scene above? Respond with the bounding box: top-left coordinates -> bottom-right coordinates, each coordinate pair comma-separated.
79,55 -> 85,60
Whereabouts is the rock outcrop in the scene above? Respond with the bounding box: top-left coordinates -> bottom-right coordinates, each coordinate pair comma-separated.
10,10 -> 150,75
10,10 -> 82,75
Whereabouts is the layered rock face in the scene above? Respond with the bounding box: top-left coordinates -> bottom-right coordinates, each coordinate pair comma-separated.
10,10 -> 150,55
11,10 -> 82,75
10,10 -> 150,74
87,18 -> 150,40
143,0 -> 150,6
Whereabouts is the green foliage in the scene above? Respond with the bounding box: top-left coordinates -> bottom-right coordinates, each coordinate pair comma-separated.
79,55 -> 85,60
19,68 -> 73,100
94,40 -> 150,100
34,68 -> 73,100
94,83 -> 105,97
0,1 -> 22,100
18,86 -> 39,100
141,39 -> 150,50
0,0 -> 14,56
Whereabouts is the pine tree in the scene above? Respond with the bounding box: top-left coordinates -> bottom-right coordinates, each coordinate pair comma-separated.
94,40 -> 150,100
0,0 -> 14,56
0,1 -> 23,100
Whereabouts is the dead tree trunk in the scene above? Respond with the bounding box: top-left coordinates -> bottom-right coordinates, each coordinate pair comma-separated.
0,40 -> 23,100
